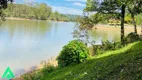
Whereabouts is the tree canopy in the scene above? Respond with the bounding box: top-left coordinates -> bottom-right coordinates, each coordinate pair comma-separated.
3,3 -> 79,21
0,0 -> 13,9
0,0 -> 13,20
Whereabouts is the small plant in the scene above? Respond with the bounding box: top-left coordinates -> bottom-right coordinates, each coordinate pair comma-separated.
22,71 -> 41,80
102,40 -> 115,50
40,60 -> 56,75
40,64 -> 56,75
57,40 -> 89,67
115,42 -> 123,49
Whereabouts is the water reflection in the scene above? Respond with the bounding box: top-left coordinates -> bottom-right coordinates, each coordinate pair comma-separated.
0,20 -> 74,76
89,29 -> 120,43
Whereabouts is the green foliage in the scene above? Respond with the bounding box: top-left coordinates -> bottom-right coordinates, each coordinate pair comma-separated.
32,3 -> 52,20
66,14 -> 81,22
126,32 -> 140,43
57,40 -> 89,67
136,13 -> 142,25
114,42 -> 123,49
0,0 -> 13,9
102,41 -> 115,50
4,4 -> 34,18
90,13 -> 120,24
0,0 -> 13,22
34,41 -> 142,80
90,13 -> 107,24
22,72 -> 40,80
40,64 -> 56,75
3,3 -> 77,21
124,14 -> 132,24
73,16 -> 93,45
22,63 -> 56,80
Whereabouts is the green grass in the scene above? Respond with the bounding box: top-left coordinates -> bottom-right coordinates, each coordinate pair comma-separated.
23,41 -> 142,80
93,42 -> 138,59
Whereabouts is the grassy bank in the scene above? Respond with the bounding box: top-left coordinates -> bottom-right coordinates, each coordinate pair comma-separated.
20,41 -> 142,80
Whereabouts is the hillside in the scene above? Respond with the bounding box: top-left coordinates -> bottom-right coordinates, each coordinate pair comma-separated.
21,41 -> 142,80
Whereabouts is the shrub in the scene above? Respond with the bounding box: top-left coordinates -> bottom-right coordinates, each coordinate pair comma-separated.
126,32 -> 139,43
114,42 -> 123,49
102,40 -> 115,50
57,40 -> 89,67
40,60 -> 56,75
40,64 -> 56,74
22,71 -> 41,80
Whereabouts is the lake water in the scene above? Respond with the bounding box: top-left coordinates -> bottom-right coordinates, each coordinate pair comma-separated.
0,20 -> 120,77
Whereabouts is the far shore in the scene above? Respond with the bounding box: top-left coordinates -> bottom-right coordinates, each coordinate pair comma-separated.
93,24 -> 142,35
5,17 -> 142,35
6,17 -> 32,21
6,17 -> 70,22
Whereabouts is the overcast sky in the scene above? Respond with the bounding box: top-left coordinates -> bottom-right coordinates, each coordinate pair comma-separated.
15,0 -> 87,15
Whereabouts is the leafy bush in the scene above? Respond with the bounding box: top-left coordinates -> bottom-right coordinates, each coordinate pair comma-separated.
126,32 -> 139,43
57,40 -> 89,67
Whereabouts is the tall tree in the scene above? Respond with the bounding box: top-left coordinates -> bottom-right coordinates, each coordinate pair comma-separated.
0,0 -> 13,20
31,3 -> 52,20
38,3 -> 52,20
0,0 -> 13,9
127,0 -> 142,34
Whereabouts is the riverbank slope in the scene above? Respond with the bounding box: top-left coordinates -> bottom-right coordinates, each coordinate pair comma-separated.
18,41 -> 142,80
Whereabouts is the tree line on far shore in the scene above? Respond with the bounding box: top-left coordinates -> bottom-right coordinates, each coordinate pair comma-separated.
3,3 -> 80,22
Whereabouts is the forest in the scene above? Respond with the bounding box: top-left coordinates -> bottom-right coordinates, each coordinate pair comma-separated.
3,3 -> 79,21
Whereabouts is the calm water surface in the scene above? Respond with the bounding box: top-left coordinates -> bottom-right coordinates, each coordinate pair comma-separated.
0,20 -> 120,77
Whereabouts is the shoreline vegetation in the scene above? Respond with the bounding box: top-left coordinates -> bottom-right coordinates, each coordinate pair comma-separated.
5,17 -> 70,22
4,3 -> 80,22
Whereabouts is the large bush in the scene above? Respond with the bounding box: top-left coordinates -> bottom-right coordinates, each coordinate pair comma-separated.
57,40 -> 89,67
126,32 -> 139,43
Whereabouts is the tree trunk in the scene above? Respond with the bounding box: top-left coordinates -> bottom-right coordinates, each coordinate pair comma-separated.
131,13 -> 137,34
128,7 -> 137,34
121,4 -> 126,44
